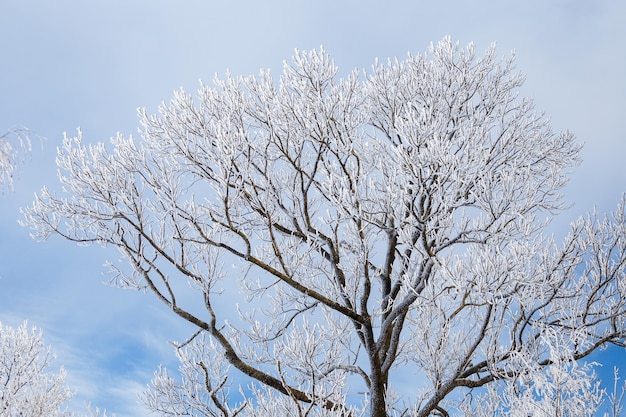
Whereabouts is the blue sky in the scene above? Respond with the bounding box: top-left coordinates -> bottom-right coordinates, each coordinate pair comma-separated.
1,1 -> 625,415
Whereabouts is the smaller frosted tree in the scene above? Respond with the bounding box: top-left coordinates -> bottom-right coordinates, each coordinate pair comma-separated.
0,128 -> 31,190
0,321 -> 73,417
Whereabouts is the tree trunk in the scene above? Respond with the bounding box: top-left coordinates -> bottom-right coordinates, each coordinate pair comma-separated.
369,373 -> 388,417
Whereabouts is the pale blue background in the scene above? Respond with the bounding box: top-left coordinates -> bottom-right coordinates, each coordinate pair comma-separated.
1,1 -> 624,415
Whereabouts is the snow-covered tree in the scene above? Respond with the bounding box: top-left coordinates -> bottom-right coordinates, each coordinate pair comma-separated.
0,321 -> 73,417
0,128 -> 31,190
22,38 -> 626,416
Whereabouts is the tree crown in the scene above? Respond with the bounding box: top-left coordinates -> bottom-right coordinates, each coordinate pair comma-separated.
22,37 -> 626,417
